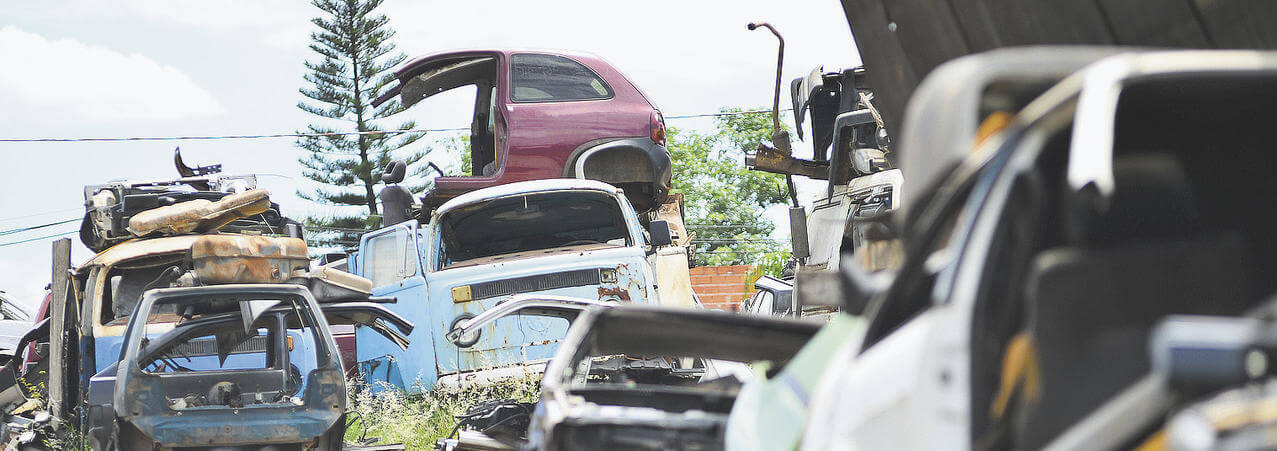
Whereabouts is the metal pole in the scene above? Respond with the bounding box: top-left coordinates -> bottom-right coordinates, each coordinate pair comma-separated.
747,22 -> 785,135
48,238 -> 71,424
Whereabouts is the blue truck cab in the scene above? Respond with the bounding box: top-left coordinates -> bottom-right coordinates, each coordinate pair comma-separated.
354,179 -> 665,391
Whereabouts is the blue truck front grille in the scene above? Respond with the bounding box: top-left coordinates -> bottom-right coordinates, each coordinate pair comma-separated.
471,269 -> 601,300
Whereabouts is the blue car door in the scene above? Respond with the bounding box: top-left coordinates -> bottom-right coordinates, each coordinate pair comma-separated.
354,220 -> 433,391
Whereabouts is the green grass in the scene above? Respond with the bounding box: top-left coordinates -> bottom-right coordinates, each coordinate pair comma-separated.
27,373 -> 540,450
343,374 -> 542,450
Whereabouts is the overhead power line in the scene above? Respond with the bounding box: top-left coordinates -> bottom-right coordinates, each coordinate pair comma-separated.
0,128 -> 465,143
0,207 -> 84,224
0,230 -> 78,248
0,108 -> 790,143
0,223 -> 787,243
0,107 -> 795,246
0,218 -> 79,237
663,108 -> 788,120
691,239 -> 785,244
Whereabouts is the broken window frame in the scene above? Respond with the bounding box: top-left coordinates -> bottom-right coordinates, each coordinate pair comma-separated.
432,190 -> 634,271
118,287 -> 338,409
361,222 -> 422,289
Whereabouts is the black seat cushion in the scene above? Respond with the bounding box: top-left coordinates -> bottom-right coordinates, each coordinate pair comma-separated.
1018,236 -> 1252,447
1017,154 -> 1252,447
1067,155 -> 1204,245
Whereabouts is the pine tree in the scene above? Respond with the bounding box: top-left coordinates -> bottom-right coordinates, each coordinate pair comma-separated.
296,0 -> 425,247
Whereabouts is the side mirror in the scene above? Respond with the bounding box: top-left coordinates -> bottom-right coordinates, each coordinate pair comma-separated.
789,206 -> 810,260
649,221 -> 672,247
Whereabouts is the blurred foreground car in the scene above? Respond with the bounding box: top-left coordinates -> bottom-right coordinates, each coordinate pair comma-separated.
438,295 -> 821,451
374,49 -> 672,212
723,46 -> 1121,451
798,49 -> 1277,451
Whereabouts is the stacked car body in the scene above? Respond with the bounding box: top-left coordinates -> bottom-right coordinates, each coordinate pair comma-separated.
0,170 -> 414,450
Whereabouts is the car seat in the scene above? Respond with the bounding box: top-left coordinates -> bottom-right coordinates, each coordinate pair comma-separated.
1016,154 -> 1254,447
378,160 -> 416,226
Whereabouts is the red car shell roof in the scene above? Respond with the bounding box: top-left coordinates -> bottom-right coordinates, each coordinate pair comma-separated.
389,48 -> 657,108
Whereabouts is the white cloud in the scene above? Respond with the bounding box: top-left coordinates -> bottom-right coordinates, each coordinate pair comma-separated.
262,26 -> 313,52
123,0 -> 313,51
0,26 -> 224,121
123,0 -> 303,30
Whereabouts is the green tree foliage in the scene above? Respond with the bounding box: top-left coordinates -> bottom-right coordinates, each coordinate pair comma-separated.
668,108 -> 791,275
440,135 -> 472,177
296,0 -> 426,247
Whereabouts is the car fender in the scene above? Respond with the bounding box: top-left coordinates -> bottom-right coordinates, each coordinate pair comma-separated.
565,138 -> 672,187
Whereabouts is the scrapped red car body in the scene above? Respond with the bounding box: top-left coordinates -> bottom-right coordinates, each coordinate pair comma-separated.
374,49 -> 672,211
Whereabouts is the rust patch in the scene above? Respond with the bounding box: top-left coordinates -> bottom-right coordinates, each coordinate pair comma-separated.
598,287 -> 631,301
128,189 -> 271,237
191,235 -> 309,284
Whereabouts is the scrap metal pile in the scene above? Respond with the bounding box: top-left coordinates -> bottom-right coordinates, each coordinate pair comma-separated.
4,2 -> 1277,449
0,151 -> 412,450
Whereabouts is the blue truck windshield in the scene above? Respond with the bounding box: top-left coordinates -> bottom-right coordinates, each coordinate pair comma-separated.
437,190 -> 631,269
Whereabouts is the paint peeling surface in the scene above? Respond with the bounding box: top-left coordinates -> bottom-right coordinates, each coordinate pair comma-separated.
189,235 -> 309,284
102,285 -> 390,449
355,180 -> 665,392
127,189 -> 272,237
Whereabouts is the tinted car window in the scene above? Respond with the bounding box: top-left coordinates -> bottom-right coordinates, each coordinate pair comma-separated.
510,54 -> 612,102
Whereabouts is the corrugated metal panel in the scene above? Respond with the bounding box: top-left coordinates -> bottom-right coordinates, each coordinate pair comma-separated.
471,269 -> 601,300
840,0 -> 1277,134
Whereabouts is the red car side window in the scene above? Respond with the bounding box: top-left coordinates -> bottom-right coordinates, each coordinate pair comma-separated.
510,54 -> 613,103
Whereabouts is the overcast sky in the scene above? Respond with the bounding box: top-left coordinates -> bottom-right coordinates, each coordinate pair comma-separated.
0,0 -> 860,310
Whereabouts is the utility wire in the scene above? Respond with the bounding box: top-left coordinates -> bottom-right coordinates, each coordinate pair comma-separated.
692,239 -> 785,244
0,230 -> 78,248
0,128 -> 463,143
0,223 -> 784,240
663,108 -> 789,120
0,207 -> 84,224
696,250 -> 787,255
0,109 -> 789,143
0,107 -> 795,242
0,218 -> 79,236
685,225 -> 773,229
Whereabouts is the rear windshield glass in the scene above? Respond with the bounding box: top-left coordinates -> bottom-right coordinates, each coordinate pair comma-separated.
510,54 -> 612,102
437,190 -> 630,269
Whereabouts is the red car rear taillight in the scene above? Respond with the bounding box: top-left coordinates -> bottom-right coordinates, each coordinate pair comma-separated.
650,111 -> 666,147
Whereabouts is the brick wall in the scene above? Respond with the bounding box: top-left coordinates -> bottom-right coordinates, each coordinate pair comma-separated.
688,265 -> 756,311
